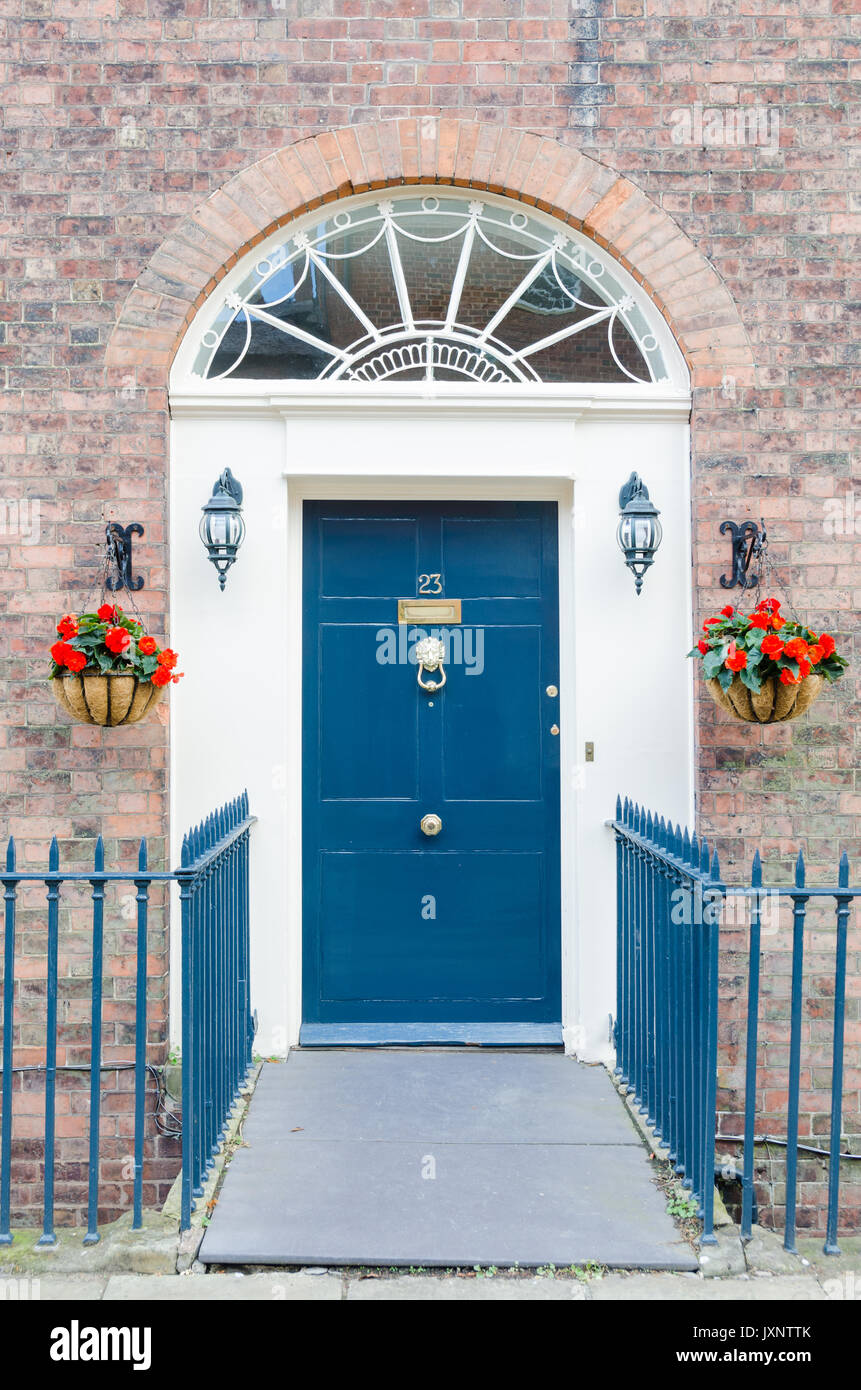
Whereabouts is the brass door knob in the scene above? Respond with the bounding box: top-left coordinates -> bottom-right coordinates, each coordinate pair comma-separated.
420,813 -> 442,837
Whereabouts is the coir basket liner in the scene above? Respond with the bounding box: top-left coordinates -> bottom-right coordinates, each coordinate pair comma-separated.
706,672 -> 824,724
51,672 -> 164,727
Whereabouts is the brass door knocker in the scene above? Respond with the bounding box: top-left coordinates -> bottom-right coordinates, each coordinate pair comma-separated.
414,636 -> 447,692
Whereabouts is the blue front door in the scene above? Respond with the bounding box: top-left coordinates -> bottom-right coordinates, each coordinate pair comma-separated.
301,501 -> 562,1044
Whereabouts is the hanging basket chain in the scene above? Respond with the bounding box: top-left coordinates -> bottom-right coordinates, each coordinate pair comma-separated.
77,524 -> 147,629
751,526 -> 802,625
104,526 -> 147,628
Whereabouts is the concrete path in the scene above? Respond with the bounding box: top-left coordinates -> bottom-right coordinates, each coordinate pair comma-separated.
6,1268 -> 840,1300
198,1052 -> 698,1269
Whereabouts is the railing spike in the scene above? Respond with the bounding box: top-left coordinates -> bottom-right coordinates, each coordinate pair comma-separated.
683,826 -> 691,866
94,835 -> 104,872
646,810 -> 653,841
839,850 -> 849,888
49,836 -> 59,872
711,847 -> 721,881
752,848 -> 762,888
181,834 -> 190,868
5,836 -> 15,872
691,831 -> 699,866
700,837 -> 710,875
795,849 -> 805,888
138,838 -> 147,873
615,794 -> 622,819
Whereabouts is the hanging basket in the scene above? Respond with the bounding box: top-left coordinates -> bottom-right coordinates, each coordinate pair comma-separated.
706,673 -> 824,724
51,672 -> 165,727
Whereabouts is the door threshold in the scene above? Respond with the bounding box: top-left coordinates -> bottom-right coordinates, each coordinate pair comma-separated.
299,1023 -> 564,1047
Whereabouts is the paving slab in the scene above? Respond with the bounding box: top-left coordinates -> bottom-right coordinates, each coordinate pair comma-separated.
245,1051 -> 641,1144
200,1054 -> 697,1270
103,1273 -> 342,1301
592,1273 -> 827,1301
346,1274 -> 588,1299
0,1275 -> 107,1300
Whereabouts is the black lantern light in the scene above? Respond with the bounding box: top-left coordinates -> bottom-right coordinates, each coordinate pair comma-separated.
200,468 -> 245,591
617,471 -> 662,595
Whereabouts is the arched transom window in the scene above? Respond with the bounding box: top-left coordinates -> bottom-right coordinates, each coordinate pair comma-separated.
185,191 -> 674,387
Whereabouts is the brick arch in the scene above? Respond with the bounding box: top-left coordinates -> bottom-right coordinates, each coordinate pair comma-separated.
105,120 -> 754,388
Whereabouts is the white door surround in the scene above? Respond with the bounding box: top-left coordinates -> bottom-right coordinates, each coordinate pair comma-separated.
169,392 -> 694,1062
168,184 -> 693,1062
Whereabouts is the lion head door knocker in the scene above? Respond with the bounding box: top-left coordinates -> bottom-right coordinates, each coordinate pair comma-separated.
414,635 -> 447,692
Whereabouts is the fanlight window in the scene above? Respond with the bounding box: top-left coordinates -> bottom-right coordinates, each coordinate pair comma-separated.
190,193 -> 670,386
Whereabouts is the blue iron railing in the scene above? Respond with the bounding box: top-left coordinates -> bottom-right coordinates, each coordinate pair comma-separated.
0,793 -> 254,1244
177,795 -> 255,1231
613,796 -> 722,1245
613,795 -> 859,1254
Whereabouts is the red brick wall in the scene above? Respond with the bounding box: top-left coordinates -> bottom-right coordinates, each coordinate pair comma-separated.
584,0 -> 859,1233
0,0 -> 857,1232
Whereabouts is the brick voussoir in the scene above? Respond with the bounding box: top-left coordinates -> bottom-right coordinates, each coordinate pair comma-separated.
563,164 -> 618,222
293,137 -> 340,204
271,146 -> 323,211
418,117 -> 441,182
334,127 -> 370,191
451,121 -> 481,186
229,162 -> 293,229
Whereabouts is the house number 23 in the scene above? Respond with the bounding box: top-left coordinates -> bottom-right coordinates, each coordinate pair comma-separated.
418,573 -> 443,594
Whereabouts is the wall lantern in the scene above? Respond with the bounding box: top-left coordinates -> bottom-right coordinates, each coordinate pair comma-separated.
200,468 -> 245,591
617,472 -> 663,595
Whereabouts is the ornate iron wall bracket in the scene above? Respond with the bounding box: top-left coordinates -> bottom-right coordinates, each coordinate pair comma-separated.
719,519 -> 766,590
105,522 -> 145,592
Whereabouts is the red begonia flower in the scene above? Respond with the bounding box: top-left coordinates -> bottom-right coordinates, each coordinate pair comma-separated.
104,626 -> 131,654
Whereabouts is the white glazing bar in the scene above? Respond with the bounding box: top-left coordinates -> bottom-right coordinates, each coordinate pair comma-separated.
242,302 -> 350,362
516,306 -> 615,360
479,249 -> 554,342
383,220 -> 415,332
307,250 -> 381,342
444,220 -> 477,333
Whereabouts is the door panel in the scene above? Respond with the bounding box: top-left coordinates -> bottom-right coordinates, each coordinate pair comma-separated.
302,501 -> 561,1042
443,626 -> 542,802
441,515 -> 544,597
319,852 -> 544,1003
319,624 -> 419,801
